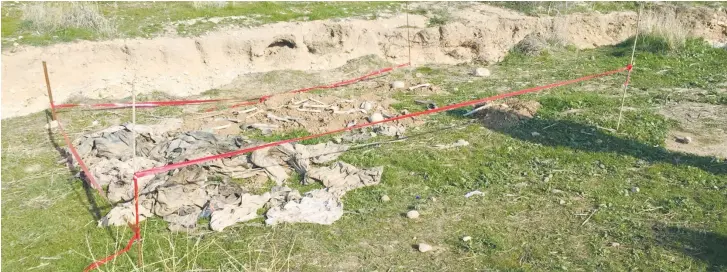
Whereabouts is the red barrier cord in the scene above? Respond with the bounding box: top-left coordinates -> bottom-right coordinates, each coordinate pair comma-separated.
84,65 -> 628,271
56,120 -> 104,195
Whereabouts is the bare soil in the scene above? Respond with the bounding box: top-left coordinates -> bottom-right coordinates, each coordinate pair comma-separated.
3,3 -> 726,119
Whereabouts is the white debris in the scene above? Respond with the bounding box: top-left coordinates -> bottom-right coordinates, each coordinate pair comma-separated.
434,139 -> 470,149
406,210 -> 420,219
473,67 -> 491,77
381,195 -> 391,202
390,81 -> 406,89
369,112 -> 384,123
631,186 -> 640,193
462,236 -> 472,242
464,190 -> 484,198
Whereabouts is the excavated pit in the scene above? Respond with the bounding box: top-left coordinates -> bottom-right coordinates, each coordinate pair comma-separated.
2,4 -> 726,119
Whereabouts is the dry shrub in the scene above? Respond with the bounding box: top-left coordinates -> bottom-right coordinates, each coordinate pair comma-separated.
639,7 -> 690,49
20,2 -> 115,36
192,1 -> 228,9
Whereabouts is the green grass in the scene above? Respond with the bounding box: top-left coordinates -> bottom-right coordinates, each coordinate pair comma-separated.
1,1 -> 402,47
2,35 -> 727,271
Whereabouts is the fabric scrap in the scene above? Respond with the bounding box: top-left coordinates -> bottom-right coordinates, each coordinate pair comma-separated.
265,189 -> 343,225
210,192 -> 271,231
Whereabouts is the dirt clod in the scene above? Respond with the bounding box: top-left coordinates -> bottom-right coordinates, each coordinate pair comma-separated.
406,210 -> 420,219
418,243 -> 433,252
675,136 -> 693,144
473,100 -> 541,129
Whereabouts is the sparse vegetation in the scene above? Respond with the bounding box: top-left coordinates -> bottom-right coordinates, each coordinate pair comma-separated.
2,2 -> 727,272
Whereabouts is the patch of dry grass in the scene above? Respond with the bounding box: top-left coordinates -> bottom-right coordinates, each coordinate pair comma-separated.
639,7 -> 690,49
20,2 -> 116,36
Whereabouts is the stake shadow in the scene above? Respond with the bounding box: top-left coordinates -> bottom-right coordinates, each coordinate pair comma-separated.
653,224 -> 727,271
492,117 -> 725,175
45,110 -> 114,238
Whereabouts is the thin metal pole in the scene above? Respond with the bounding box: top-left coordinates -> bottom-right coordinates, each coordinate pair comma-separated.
405,2 -> 412,66
42,61 -> 58,121
616,5 -> 642,131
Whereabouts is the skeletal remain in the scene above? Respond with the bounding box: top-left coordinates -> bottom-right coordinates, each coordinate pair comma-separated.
409,83 -> 431,90
240,107 -> 258,114
463,103 -> 493,116
302,103 -> 330,108
309,98 -> 326,105
296,108 -> 322,113
267,113 -> 292,122
246,110 -> 264,119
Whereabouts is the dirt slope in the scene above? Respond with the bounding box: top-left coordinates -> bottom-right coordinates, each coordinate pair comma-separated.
2,4 -> 726,119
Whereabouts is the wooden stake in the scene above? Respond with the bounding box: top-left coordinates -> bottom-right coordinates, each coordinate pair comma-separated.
42,61 -> 57,121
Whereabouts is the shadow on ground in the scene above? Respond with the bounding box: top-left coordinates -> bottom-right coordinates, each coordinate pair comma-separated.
459,110 -> 726,175
653,224 -> 727,271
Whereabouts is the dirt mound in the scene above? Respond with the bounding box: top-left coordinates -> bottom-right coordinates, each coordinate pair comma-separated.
473,100 -> 541,129
182,82 -> 434,136
3,3 -> 726,119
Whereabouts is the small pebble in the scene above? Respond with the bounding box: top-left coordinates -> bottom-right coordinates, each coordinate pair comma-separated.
429,197 -> 437,202
92,120 -> 99,126
609,242 -> 621,247
531,131 -> 541,137
631,186 -> 640,193
13,42 -> 19,47
473,67 -> 491,77
406,210 -> 420,219
390,81 -> 406,89
551,189 -> 564,194
559,199 -> 566,205
381,195 -> 391,202
418,243 -> 432,252
595,139 -> 603,144
369,113 -> 384,123
462,236 -> 472,242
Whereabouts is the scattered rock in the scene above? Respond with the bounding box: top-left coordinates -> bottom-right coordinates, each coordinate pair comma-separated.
369,113 -> 384,123
45,120 -> 59,129
462,236 -> 472,242
473,67 -> 491,77
360,101 -> 374,111
418,243 -> 433,252
559,199 -> 566,205
406,210 -> 420,219
608,242 -> 621,247
631,187 -> 640,193
13,42 -> 19,47
531,131 -> 541,137
381,195 -> 391,202
543,174 -> 553,183
390,81 -> 406,89
551,189 -> 564,194
675,136 -> 692,144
